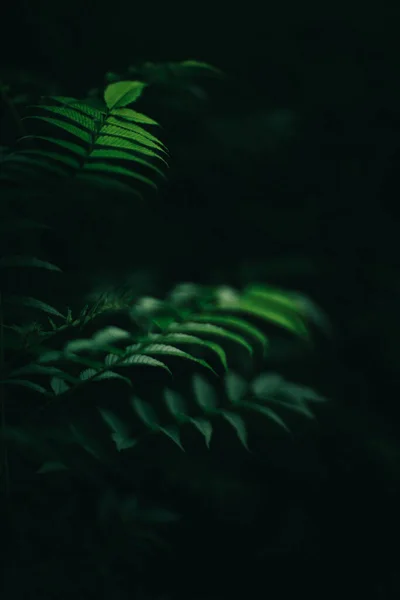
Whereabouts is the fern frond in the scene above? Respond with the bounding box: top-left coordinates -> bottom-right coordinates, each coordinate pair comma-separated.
0,81 -> 168,198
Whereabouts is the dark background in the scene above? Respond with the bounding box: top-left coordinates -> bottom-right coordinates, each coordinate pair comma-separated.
2,2 -> 400,599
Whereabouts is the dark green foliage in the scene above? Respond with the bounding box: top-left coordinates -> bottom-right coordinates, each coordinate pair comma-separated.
1,281 -> 327,477
0,59 -> 332,600
0,57 -> 327,504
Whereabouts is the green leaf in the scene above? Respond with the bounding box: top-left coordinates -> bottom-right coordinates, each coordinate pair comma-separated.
158,426 -> 185,451
80,368 -> 131,384
189,417 -> 213,448
101,123 -> 167,153
37,350 -> 64,363
106,116 -> 166,149
8,364 -> 65,378
69,424 -> 102,459
149,332 -> 227,371
0,256 -> 61,271
82,162 -> 158,190
93,326 -> 132,346
191,314 -> 268,355
251,373 -> 284,398
244,402 -> 291,432
98,408 -> 137,451
1,379 -> 48,394
90,149 -> 166,179
104,81 -> 147,110
229,298 -> 309,339
164,388 -> 188,420
17,149 -> 81,169
131,396 -> 159,429
112,353 -> 172,374
91,370 -> 132,387
111,107 -> 160,126
50,377 -> 70,395
128,343 -> 215,373
22,116 -> 92,144
224,371 -> 248,404
5,295 -> 65,318
75,172 -> 143,197
180,60 -> 225,77
60,353 -> 107,371
32,105 -> 97,131
265,397 -> 315,419
50,98 -> 104,119
193,374 -> 219,412
244,285 -> 302,312
37,461 -> 69,474
64,338 -> 97,353
64,326 -> 131,354
168,282 -> 203,306
168,321 -> 253,355
79,368 -> 99,381
111,435 -> 137,451
244,286 -> 330,337
283,383 -> 327,403
220,410 -> 249,450
95,135 -> 168,164
19,135 -> 87,156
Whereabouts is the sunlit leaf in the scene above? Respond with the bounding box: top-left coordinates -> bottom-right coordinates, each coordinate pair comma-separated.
95,135 -> 168,164
106,116 -> 166,149
104,81 -> 147,110
101,123 -> 167,154
234,298 -> 309,339
111,107 -> 160,126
